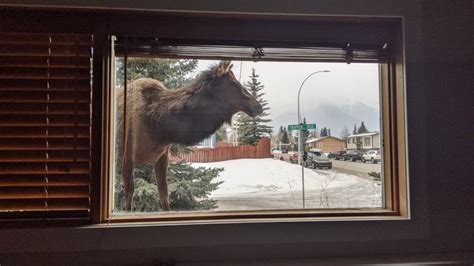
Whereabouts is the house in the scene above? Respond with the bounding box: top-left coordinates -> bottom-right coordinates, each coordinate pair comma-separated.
306,136 -> 344,153
347,132 -> 380,150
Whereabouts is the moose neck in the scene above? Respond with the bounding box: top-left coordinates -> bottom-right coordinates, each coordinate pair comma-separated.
162,83 -> 235,146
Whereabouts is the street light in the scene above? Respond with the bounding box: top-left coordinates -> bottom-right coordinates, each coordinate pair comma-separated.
297,70 -> 330,208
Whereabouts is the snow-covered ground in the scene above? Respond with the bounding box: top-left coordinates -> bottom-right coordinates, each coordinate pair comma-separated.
192,158 -> 382,210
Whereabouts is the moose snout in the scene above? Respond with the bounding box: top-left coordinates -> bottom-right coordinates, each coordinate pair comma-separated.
247,101 -> 263,117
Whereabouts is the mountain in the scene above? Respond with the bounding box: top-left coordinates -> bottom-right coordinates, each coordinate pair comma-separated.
271,101 -> 380,138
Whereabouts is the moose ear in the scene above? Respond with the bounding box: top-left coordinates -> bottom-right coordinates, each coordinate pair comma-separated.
215,60 -> 232,77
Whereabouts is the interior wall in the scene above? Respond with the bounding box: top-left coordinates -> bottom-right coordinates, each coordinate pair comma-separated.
0,0 -> 472,264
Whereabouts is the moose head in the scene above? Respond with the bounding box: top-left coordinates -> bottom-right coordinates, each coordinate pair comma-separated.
206,60 -> 263,117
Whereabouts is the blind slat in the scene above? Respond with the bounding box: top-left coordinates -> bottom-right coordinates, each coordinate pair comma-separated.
0,33 -> 92,221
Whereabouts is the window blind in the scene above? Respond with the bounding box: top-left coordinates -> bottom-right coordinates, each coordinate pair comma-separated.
0,33 -> 93,220
114,37 -> 390,63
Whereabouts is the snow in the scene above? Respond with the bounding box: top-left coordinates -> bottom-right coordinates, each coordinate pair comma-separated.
192,158 -> 382,210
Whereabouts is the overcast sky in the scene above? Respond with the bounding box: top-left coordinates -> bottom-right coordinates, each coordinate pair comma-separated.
194,60 -> 380,131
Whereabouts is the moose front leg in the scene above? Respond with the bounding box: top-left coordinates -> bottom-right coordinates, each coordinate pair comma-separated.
154,152 -> 170,211
122,161 -> 134,212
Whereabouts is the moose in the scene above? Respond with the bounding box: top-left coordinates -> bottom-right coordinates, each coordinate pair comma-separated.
117,61 -> 263,211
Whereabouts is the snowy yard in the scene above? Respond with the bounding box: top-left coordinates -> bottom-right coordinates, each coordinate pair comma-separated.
193,158 -> 382,210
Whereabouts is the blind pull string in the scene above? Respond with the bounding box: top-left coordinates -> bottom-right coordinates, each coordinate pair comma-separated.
60,36 -> 70,173
72,34 -> 79,166
44,35 -> 52,212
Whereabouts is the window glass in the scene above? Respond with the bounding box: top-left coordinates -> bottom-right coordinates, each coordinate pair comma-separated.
364,137 -> 371,146
112,57 -> 383,215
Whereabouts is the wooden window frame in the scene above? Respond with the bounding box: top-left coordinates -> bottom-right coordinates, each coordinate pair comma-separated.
98,17 -> 409,224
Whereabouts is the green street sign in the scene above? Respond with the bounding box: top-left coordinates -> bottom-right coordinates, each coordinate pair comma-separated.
306,123 -> 317,129
288,123 -> 317,131
288,124 -> 301,131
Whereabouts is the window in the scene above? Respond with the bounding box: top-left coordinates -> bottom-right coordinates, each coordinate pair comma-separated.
0,15 -> 408,225
100,17 -> 409,223
364,137 -> 371,146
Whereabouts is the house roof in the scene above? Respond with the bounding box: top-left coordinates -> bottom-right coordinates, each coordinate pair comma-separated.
306,136 -> 342,143
348,132 -> 379,138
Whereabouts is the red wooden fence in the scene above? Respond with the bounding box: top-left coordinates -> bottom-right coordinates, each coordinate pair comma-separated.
171,137 -> 271,163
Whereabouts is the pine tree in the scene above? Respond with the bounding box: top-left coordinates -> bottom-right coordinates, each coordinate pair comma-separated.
281,128 -> 289,144
357,121 -> 369,134
353,124 -> 357,135
114,162 -> 223,212
116,58 -> 198,89
320,127 -> 328,137
215,125 -> 228,142
236,68 -> 273,145
115,58 -> 222,212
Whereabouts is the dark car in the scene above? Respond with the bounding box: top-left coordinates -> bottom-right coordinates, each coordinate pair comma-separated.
334,150 -> 347,160
304,151 -> 332,169
342,150 -> 365,162
327,152 -> 336,159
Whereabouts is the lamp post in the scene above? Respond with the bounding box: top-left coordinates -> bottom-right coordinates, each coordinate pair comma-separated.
297,70 -> 330,208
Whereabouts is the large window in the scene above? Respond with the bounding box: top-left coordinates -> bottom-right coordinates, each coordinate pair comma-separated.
101,30 -> 408,222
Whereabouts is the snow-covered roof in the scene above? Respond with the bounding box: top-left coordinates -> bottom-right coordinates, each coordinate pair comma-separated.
306,136 -> 342,143
348,131 -> 379,138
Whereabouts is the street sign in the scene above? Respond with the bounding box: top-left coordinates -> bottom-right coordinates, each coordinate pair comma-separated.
288,124 -> 301,131
305,124 -> 317,129
288,123 -> 317,131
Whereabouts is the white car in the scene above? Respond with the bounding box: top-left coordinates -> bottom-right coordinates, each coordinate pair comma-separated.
362,150 -> 381,163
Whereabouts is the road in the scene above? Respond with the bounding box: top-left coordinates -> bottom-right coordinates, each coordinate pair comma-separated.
274,152 -> 381,178
330,159 -> 381,177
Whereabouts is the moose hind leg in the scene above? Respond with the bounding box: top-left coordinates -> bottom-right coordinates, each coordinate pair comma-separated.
122,161 -> 134,212
154,153 -> 170,211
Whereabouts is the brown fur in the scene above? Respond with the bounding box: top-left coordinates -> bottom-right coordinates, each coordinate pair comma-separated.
117,61 -> 263,211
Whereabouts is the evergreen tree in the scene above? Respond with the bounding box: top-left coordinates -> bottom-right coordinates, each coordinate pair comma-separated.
215,125 -> 228,142
357,121 -> 369,134
115,58 -> 222,212
320,127 -> 328,137
281,128 -> 289,144
353,124 -> 357,135
114,162 -> 223,212
116,58 -> 198,89
277,126 -> 290,144
236,68 -> 273,145
327,128 -> 331,137
277,126 -> 284,141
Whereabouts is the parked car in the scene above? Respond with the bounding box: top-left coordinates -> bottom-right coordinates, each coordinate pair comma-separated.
342,150 -> 365,162
327,152 -> 336,159
334,150 -> 347,160
362,150 -> 381,163
304,150 -> 332,169
288,152 -> 298,164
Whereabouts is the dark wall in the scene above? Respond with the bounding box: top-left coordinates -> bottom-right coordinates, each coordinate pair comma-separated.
423,0 -> 474,248
0,0 -> 473,264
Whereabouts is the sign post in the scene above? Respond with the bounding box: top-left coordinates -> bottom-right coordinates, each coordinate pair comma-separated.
288,122 -> 316,208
